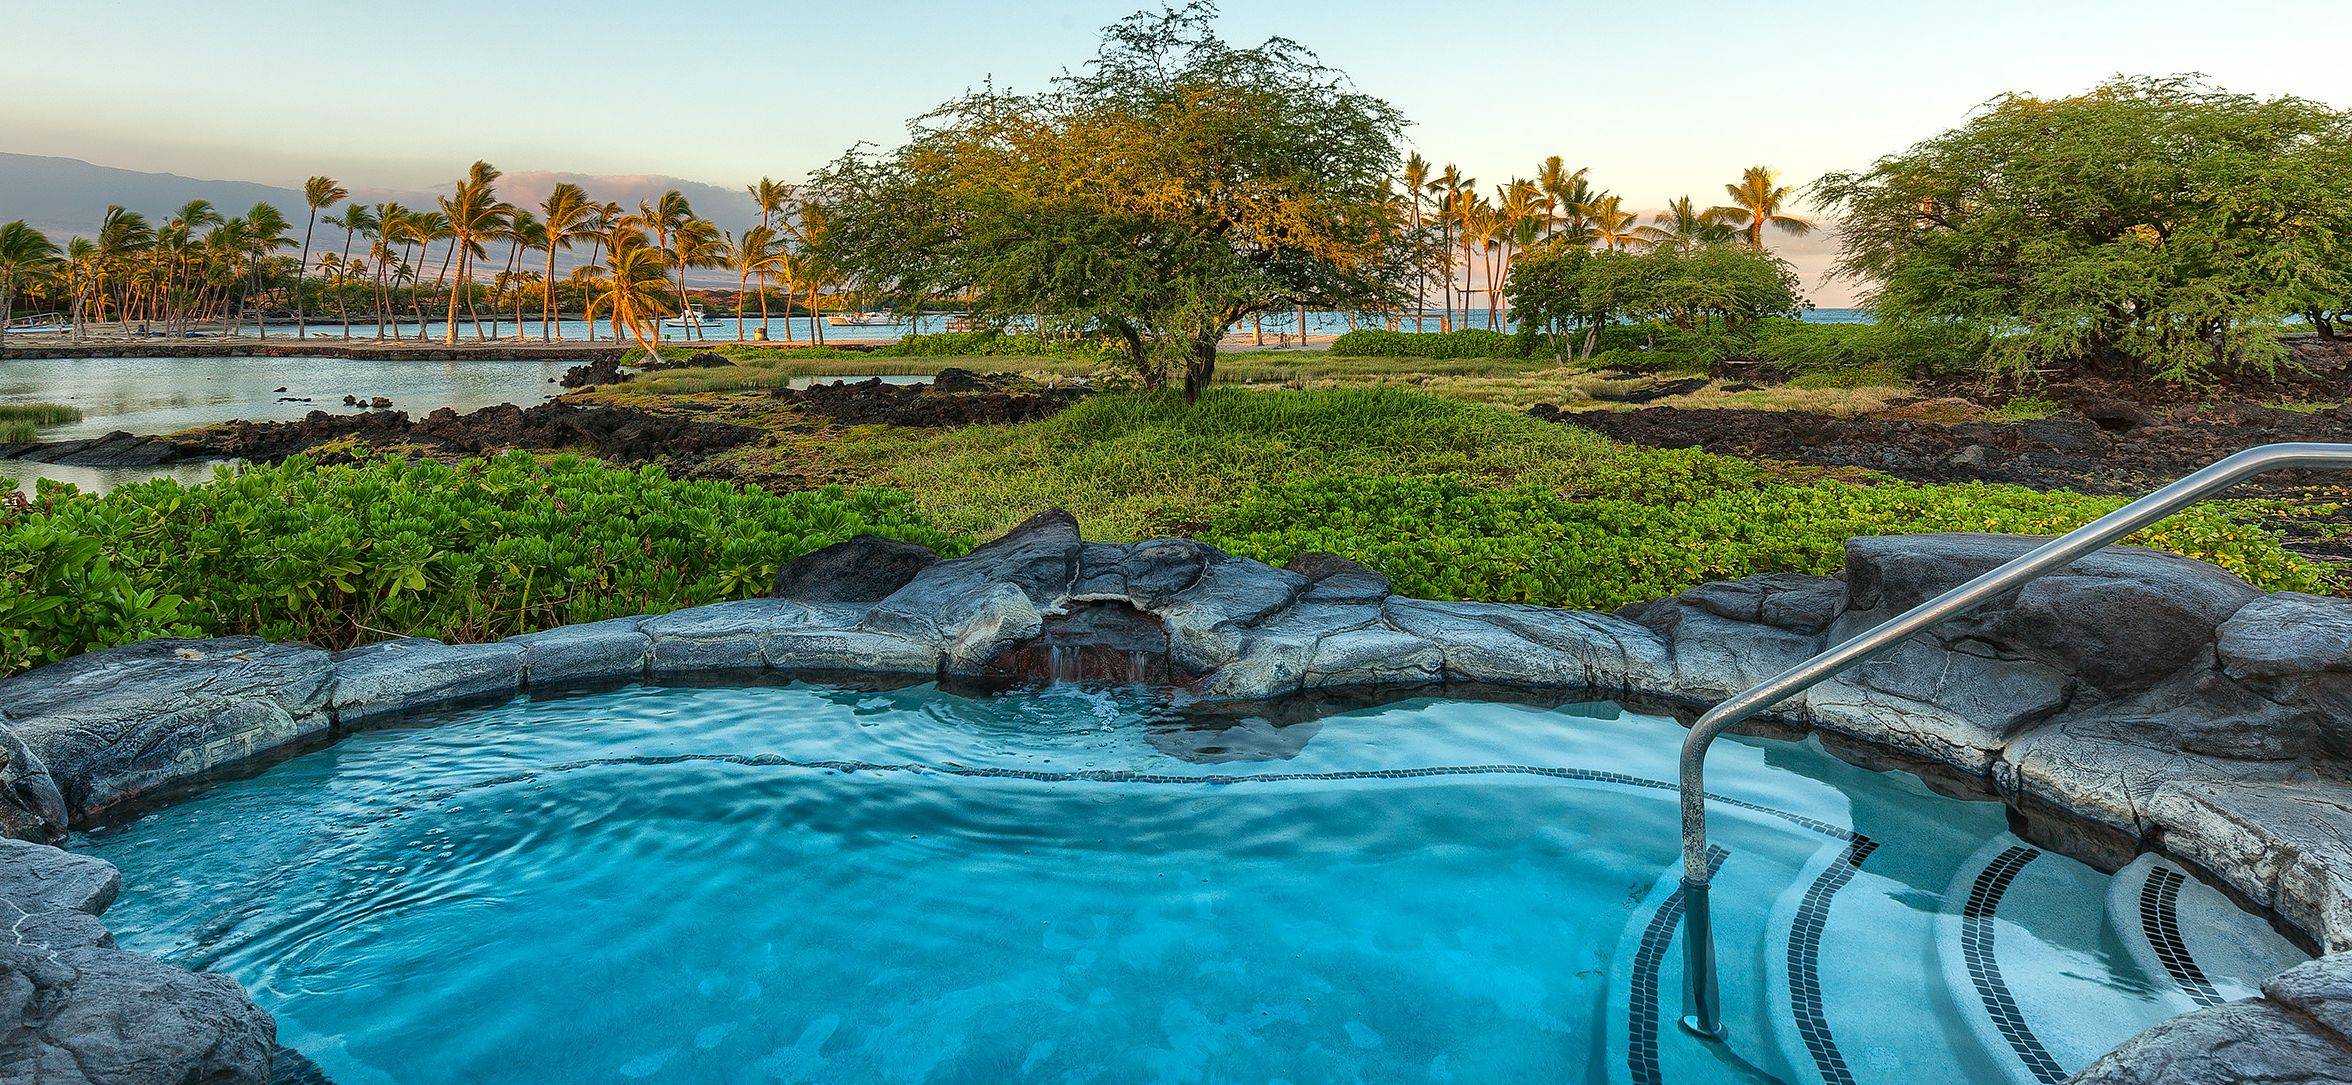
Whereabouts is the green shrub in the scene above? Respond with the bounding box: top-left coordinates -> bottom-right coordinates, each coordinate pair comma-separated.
1746,317 -> 1986,379
1992,395 -> 2063,421
0,454 -> 967,677
1201,474 -> 2334,609
1329,328 -> 1528,359
873,331 -> 1117,361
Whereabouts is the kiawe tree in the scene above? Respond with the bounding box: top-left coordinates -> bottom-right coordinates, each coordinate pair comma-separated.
811,1 -> 1414,400
1817,75 -> 2352,381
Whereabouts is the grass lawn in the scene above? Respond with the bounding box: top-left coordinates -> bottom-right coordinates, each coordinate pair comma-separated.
700,386 -> 2332,607
615,345 -> 1914,413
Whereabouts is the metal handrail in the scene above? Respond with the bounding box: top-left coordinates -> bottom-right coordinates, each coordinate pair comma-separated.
1676,441 -> 2352,1040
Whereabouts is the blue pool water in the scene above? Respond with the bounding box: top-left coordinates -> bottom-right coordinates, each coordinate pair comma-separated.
76,683 -> 2304,1084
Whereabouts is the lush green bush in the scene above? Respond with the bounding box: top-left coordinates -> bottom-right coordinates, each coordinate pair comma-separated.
1746,318 -> 1986,379
0,454 -> 967,677
872,331 -> 1117,361
1817,76 -> 2352,381
1202,473 -> 2335,609
1507,243 -> 1803,364
1328,328 -> 1529,359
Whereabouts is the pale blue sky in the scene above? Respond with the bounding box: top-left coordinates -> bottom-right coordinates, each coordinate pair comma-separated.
4,0 -> 2347,208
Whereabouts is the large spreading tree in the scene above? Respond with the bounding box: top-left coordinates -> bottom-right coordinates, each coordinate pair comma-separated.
1816,75 -> 2352,382
811,2 -> 1416,399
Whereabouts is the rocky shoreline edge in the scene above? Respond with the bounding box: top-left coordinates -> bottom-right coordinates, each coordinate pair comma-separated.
2,514 -> 2347,1084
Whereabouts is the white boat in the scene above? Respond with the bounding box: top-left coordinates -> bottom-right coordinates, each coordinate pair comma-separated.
825,310 -> 894,327
662,305 -> 715,331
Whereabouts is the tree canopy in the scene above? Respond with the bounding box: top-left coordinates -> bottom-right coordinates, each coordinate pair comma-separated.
810,2 -> 1415,398
1816,75 -> 2352,381
1505,242 -> 1802,359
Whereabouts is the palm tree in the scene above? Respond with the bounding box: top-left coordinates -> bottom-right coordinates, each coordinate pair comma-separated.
3,221 -> 64,351
438,161 -> 510,344
784,196 -> 833,343
367,203 -> 407,338
1586,195 -> 1643,253
60,239 -> 102,341
323,204 -> 377,338
294,176 -> 348,339
537,183 -> 599,341
576,205 -> 624,343
625,190 -> 701,337
586,231 -> 674,361
1636,196 -> 1737,254
1536,157 -> 1599,246
749,178 -> 790,234
1708,166 -> 1817,250
729,224 -> 786,340
1432,166 -> 1469,327
1491,179 -> 1551,327
1396,153 -> 1432,329
91,207 -> 154,328
236,204 -> 293,337
670,217 -> 724,339
398,208 -> 449,337
490,209 -> 541,340
157,201 -> 221,332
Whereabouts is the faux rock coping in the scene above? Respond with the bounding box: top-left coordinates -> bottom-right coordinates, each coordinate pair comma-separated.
2,514 -> 2349,1084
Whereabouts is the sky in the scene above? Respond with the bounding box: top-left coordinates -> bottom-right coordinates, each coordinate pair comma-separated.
6,0 -> 2351,212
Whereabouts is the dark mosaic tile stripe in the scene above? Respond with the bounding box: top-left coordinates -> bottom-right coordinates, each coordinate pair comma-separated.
1787,837 -> 1881,1085
269,1046 -> 334,1085
1961,846 -> 2068,1085
1627,846 -> 1730,1085
2138,866 -> 2224,1008
386,753 -> 1860,839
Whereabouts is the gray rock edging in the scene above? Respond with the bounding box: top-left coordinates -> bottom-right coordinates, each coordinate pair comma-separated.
0,837 -> 275,1085
3,518 -> 2351,1083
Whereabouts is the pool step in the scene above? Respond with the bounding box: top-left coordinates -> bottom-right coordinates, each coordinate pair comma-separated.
1612,829 -> 2314,1084
1924,843 -> 2305,1084
2104,854 -> 2305,1012
1602,847 -> 1791,1085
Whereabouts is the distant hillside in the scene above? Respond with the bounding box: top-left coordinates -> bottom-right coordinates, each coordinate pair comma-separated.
0,153 -> 306,237
0,154 -> 763,239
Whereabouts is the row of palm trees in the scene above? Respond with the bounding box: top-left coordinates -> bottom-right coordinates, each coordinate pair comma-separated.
0,164 -> 850,354
3,157 -> 1818,350
1394,158 -> 1816,329
0,201 -> 304,347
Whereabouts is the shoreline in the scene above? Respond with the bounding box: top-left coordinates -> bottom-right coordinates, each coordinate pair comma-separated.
0,338 -> 635,362
0,329 -> 1350,362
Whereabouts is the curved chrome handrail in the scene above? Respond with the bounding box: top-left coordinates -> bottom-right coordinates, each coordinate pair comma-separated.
1676,441 -> 2352,1040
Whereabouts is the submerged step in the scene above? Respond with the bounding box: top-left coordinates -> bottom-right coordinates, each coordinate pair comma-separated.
1932,840 -> 2316,1084
2105,854 -> 2306,1012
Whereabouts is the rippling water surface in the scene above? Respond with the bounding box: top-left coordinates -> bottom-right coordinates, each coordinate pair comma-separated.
77,681 -> 2184,1084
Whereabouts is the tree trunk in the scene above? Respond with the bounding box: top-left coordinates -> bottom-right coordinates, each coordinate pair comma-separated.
444,247 -> 465,344
296,212 -> 318,339
1182,337 -> 1217,404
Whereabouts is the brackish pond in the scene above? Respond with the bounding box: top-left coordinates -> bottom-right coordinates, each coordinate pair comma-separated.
1,354 -> 575,494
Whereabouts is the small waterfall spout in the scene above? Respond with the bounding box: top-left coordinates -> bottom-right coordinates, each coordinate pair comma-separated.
985,601 -> 1189,688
